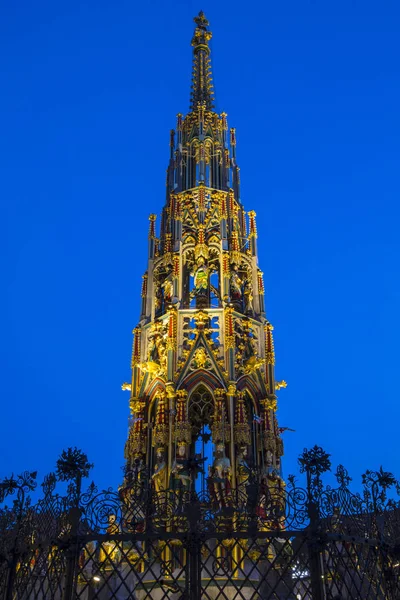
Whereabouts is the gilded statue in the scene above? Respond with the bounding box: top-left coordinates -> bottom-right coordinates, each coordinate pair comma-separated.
230,265 -> 242,299
161,276 -> 174,303
147,327 -> 167,371
152,447 -> 168,492
192,257 -> 208,294
236,446 -> 251,488
243,279 -> 254,313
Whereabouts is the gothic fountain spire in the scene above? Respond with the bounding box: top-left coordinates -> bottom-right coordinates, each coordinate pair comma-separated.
123,13 -> 287,585
190,11 -> 215,111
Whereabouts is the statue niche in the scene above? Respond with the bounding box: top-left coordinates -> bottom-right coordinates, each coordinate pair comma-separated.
154,266 -> 174,317
192,257 -> 209,297
182,225 -> 221,308
234,318 -> 262,375
183,254 -> 210,309
230,265 -> 242,304
145,321 -> 167,376
161,275 -> 173,304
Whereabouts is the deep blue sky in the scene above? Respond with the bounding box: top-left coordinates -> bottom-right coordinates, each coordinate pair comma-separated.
2,0 -> 400,493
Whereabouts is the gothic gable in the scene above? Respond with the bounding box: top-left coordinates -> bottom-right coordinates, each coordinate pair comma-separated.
176,332 -> 226,389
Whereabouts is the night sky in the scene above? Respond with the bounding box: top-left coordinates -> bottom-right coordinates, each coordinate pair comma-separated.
2,0 -> 400,494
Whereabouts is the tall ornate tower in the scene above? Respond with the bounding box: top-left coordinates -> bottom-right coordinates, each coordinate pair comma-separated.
124,11 -> 284,509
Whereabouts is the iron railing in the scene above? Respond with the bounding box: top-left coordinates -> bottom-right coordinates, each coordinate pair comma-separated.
1,448 -> 400,599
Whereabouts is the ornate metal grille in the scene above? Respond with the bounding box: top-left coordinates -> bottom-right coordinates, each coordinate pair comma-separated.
1,450 -> 400,600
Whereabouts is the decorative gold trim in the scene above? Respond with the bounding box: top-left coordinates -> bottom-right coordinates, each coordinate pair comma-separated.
275,380 -> 287,390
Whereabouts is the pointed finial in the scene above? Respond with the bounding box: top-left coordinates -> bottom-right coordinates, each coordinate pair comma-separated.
194,10 -> 209,29
190,12 -> 215,111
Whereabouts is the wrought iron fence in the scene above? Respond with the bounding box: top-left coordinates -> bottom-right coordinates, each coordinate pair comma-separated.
1,447 -> 400,599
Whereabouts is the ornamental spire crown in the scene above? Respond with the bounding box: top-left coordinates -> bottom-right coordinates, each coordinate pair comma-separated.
190,11 -> 215,111
166,13 -> 240,198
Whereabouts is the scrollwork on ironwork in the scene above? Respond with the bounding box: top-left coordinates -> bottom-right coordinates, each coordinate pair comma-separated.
362,466 -> 399,513
335,464 -> 352,488
80,488 -> 123,533
80,480 -> 98,504
41,472 -> 56,498
2,447 -> 400,600
0,471 -> 37,508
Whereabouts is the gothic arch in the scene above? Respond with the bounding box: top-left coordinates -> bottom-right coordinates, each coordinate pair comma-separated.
178,368 -> 225,394
145,378 -> 166,403
237,375 -> 263,407
188,383 -> 215,427
185,380 -> 215,398
238,386 -> 258,417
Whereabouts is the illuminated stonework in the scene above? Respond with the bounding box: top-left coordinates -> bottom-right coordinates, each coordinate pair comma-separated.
124,11 -> 285,503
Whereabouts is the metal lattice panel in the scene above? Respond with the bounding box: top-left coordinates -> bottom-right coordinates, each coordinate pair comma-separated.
2,457 -> 400,600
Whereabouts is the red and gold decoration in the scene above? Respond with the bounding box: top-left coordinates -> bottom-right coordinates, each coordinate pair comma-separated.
123,11 -> 288,513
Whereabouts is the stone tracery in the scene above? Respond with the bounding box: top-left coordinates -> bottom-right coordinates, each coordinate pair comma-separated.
124,9 -> 286,531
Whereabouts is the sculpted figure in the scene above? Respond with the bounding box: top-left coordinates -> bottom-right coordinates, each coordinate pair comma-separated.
170,443 -> 191,493
262,449 -> 279,480
147,328 -> 167,371
236,446 -> 251,488
154,283 -> 163,312
147,335 -> 156,362
243,279 -> 254,313
210,443 -> 231,507
161,276 -> 173,303
151,447 -> 167,493
193,257 -> 208,294
230,266 -> 242,299
157,338 -> 167,371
